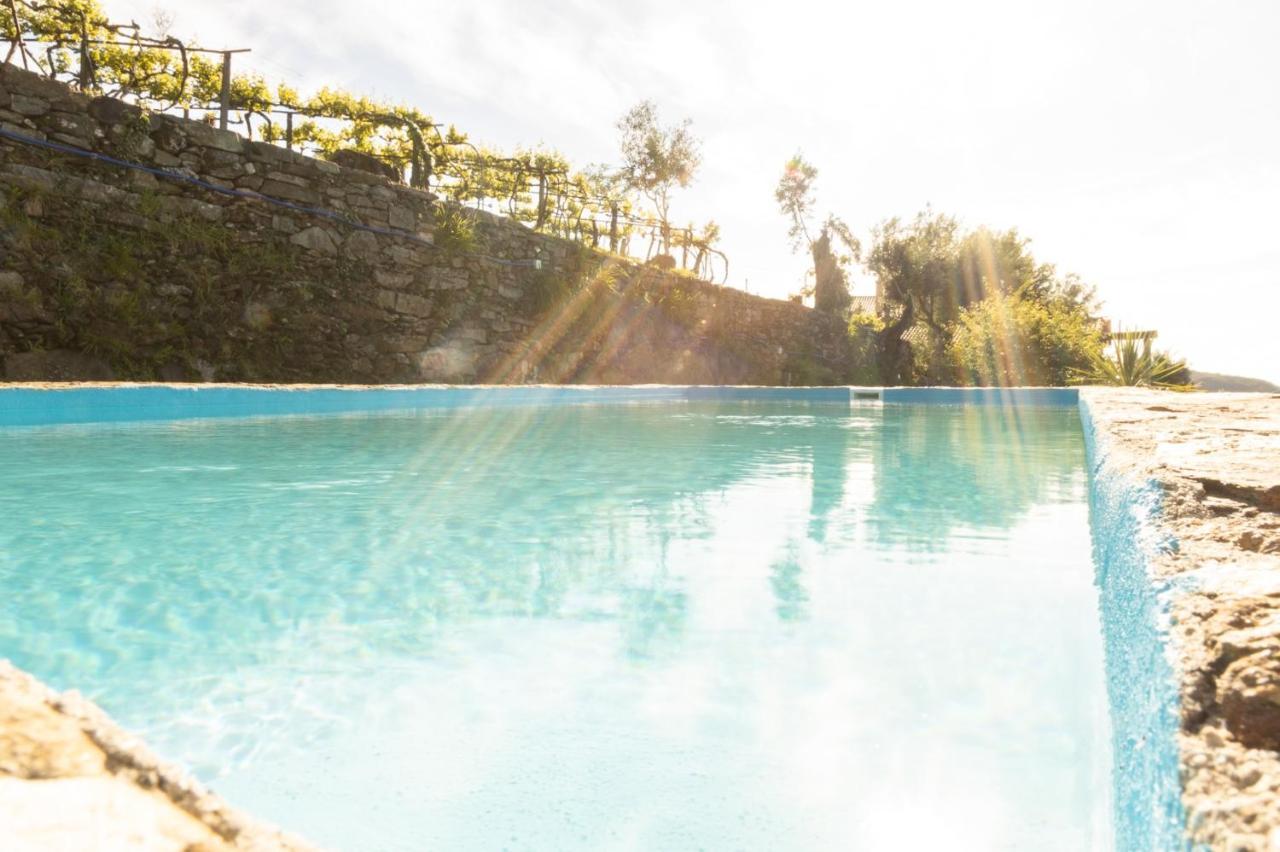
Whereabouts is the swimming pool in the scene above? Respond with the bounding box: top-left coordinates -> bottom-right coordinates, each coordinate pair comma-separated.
1,390 -> 1124,849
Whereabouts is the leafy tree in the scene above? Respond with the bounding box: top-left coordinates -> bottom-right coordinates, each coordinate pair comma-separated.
809,220 -> 858,315
776,154 -> 819,249
864,210 -> 960,382
773,154 -> 859,315
952,227 -> 1096,323
616,100 -> 701,254
866,209 -> 1099,384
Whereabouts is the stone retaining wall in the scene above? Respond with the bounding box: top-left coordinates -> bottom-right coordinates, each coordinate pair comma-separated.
0,63 -> 862,385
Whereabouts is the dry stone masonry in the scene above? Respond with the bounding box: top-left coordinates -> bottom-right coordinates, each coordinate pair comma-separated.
0,63 -> 860,385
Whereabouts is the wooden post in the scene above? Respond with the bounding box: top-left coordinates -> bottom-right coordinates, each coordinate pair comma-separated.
535,168 -> 548,231
7,0 -> 29,70
609,202 -> 619,253
285,111 -> 294,151
218,51 -> 232,131
77,23 -> 92,91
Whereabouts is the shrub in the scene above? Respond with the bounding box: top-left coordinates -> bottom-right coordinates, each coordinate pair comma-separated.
847,312 -> 883,334
948,293 -> 1102,386
847,312 -> 881,384
431,204 -> 478,254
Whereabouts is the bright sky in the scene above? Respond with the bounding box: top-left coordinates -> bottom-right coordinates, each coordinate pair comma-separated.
110,0 -> 1280,383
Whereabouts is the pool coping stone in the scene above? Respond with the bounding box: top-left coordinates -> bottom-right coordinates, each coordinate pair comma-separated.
1080,388 -> 1280,851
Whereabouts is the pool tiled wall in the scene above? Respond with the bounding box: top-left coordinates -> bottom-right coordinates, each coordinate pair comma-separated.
1078,396 -> 1187,849
0,385 -> 1081,427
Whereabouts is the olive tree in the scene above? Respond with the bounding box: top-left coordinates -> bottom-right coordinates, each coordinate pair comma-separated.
774,154 -> 859,315
617,100 -> 701,254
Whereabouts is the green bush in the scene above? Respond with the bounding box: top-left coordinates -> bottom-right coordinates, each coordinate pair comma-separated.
431,204 -> 478,255
519,246 -> 620,317
847,312 -> 882,334
948,293 -> 1102,386
847,313 -> 881,384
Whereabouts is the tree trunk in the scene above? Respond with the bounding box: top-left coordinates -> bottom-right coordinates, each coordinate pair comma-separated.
811,229 -> 850,315
878,298 -> 915,385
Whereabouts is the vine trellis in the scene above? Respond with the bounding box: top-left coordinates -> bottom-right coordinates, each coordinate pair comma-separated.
1,0 -> 728,281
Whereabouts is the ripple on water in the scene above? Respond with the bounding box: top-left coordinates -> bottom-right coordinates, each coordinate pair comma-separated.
0,402 -> 1111,850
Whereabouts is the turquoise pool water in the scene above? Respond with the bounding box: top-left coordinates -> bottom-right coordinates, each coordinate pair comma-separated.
0,401 -> 1112,849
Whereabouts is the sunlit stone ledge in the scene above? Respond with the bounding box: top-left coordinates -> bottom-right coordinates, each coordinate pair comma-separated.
1081,388 -> 1280,850
0,660 -> 310,850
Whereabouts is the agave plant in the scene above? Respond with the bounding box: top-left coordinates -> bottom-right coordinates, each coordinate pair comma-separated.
1071,334 -> 1191,388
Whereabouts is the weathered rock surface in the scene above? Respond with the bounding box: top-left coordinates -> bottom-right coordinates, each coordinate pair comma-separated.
4,349 -> 114,381
0,661 -> 310,851
325,148 -> 400,183
1084,389 -> 1280,850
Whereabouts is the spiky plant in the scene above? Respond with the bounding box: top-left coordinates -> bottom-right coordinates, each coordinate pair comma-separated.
1071,334 -> 1192,388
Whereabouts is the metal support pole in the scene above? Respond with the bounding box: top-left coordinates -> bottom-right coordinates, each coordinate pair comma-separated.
218,51 -> 232,131
609,202 -> 618,252
285,111 -> 293,151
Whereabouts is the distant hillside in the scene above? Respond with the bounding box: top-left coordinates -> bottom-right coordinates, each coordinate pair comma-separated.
1190,371 -> 1280,393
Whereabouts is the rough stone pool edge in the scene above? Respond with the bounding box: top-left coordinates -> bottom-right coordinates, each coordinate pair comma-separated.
1079,389 -> 1280,851
0,660 -> 311,850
